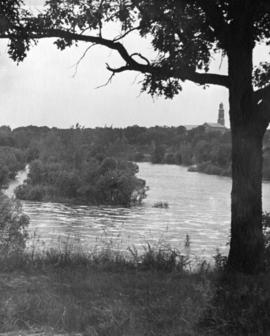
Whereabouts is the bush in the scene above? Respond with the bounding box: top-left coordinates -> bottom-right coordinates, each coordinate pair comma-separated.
133,152 -> 145,162
16,157 -> 147,206
0,193 -> 29,256
198,213 -> 270,336
199,272 -> 270,335
151,145 -> 165,164
198,162 -> 224,175
164,153 -> 176,164
153,202 -> 169,209
15,184 -> 45,201
263,212 -> 270,270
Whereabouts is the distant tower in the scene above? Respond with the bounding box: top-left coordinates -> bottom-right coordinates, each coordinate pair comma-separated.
218,103 -> 225,126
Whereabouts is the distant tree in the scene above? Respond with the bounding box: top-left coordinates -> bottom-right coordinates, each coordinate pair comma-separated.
125,126 -> 147,145
0,166 -> 9,187
180,143 -> 193,166
193,140 -> 211,163
151,144 -> 165,164
3,0 -> 270,273
164,153 -> 176,165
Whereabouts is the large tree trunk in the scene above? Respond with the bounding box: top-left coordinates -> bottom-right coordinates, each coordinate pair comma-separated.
228,124 -> 265,273
227,25 -> 267,273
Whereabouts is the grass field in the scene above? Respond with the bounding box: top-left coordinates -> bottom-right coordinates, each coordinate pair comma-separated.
0,245 -> 214,336
0,245 -> 270,335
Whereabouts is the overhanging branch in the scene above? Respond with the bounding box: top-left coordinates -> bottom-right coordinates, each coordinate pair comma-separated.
179,71 -> 229,87
1,28 -> 229,88
113,26 -> 141,42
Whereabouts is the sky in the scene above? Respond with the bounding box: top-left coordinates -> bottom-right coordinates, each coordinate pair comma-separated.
0,0 -> 268,129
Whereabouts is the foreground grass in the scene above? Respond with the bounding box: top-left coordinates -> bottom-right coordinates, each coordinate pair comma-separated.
1,248 -> 270,335
0,246 -> 214,336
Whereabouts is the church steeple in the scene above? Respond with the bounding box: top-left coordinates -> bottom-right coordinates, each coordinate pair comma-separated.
218,103 -> 225,126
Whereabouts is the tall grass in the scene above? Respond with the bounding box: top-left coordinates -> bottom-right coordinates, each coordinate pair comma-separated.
0,240 -> 213,336
2,195 -> 270,335
0,236 -> 193,273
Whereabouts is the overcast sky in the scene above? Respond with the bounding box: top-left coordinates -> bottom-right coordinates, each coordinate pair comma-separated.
0,0 -> 268,129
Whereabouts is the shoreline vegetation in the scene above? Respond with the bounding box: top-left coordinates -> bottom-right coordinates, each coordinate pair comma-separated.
1,213 -> 270,336
15,158 -> 147,207
0,243 -> 213,336
1,176 -> 270,335
1,124 -> 270,207
2,125 -> 270,334
1,124 -> 270,200
1,253 -> 270,336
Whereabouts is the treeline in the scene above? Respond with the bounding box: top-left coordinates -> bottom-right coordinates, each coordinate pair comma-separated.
145,125 -> 232,176
2,123 -> 270,199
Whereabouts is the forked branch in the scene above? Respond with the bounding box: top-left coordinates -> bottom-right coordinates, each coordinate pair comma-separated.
0,28 -> 229,88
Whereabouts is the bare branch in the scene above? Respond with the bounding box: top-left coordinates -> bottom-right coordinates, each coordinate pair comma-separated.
106,64 -> 132,73
71,43 -> 96,77
132,72 -> 142,85
113,26 -> 141,42
95,71 -> 115,89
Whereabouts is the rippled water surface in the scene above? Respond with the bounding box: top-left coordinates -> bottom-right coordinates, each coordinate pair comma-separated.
5,163 -> 270,258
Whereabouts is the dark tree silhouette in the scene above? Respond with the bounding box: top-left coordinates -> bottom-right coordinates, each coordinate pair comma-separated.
2,0 -> 270,273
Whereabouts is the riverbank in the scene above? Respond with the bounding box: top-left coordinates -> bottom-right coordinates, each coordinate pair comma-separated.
141,159 -> 231,178
0,246 -> 212,336
187,162 -> 231,177
1,248 -> 270,336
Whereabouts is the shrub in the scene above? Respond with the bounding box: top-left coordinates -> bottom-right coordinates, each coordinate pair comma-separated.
153,202 -> 169,209
0,193 -> 29,256
263,212 -> 270,270
199,272 -> 270,335
15,184 -> 45,201
133,152 -> 145,162
17,155 -> 147,206
199,213 -> 270,335
164,153 -> 176,164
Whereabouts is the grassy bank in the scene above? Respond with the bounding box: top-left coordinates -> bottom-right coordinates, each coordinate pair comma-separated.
0,245 -> 214,336
1,247 -> 270,336
2,193 -> 270,335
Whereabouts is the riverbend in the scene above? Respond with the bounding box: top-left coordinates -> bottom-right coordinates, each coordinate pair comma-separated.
5,163 -> 270,260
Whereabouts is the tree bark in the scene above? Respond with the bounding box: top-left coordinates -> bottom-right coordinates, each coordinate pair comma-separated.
228,124 -> 265,273
227,25 -> 267,273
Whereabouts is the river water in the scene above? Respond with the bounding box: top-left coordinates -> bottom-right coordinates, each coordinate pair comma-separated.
4,163 -> 270,259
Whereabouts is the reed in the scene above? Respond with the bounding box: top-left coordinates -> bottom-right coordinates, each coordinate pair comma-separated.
0,240 -> 213,336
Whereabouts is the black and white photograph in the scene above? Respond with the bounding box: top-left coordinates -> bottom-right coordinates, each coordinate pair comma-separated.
0,0 -> 270,335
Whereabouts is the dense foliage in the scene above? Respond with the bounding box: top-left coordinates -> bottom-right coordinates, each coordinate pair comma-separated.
0,192 -> 29,255
0,126 -> 27,188
14,124 -> 266,180
2,122 -> 270,207
12,126 -> 147,206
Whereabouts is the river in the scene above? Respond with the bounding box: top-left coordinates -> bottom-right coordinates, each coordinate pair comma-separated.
4,163 -> 270,259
